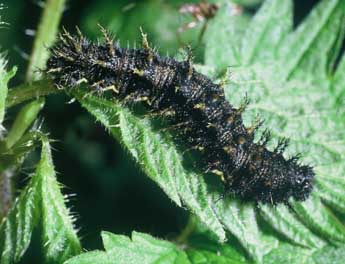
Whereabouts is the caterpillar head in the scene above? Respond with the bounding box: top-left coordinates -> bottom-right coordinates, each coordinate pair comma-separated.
290,164 -> 314,201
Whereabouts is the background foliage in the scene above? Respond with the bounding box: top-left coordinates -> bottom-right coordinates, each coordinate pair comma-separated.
0,0 -> 345,263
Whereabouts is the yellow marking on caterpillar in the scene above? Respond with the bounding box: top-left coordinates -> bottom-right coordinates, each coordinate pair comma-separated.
194,103 -> 205,110
95,60 -> 107,67
140,27 -> 153,62
223,146 -> 235,154
133,68 -> 144,76
76,78 -> 88,85
211,169 -> 225,182
47,67 -> 62,73
102,85 -> 119,94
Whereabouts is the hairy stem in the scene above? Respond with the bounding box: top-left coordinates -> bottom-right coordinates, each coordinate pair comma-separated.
6,80 -> 57,108
26,0 -> 66,81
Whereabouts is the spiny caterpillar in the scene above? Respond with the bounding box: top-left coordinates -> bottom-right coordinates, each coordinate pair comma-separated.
46,27 -> 314,204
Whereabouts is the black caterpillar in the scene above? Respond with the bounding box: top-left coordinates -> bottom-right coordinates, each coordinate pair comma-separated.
46,28 -> 314,204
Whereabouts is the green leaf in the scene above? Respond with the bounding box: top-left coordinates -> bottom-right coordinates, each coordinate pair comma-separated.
315,172 -> 345,213
214,199 -> 277,263
186,228 -> 248,264
241,0 -> 293,63
292,194 -> 345,243
39,140 -> 81,263
332,52 -> 345,105
263,243 -> 315,264
65,231 -> 191,264
204,3 -> 250,71
0,155 -> 41,264
312,246 -> 345,264
0,138 -> 81,263
277,0 -> 345,82
0,58 -> 16,131
4,98 -> 45,148
187,249 -> 245,264
259,204 -> 325,248
232,0 -> 263,7
0,131 -> 41,172
264,244 -> 345,264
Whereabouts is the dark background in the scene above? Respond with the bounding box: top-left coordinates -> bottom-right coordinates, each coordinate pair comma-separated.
0,0 -> 321,253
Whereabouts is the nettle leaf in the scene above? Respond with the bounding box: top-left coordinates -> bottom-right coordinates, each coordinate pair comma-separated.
214,199 -> 277,262
259,203 -> 325,248
0,57 -> 16,132
263,243 -> 315,264
65,231 -> 190,264
204,2 -> 251,70
241,0 -> 292,64
39,140 -> 81,263
0,139 -> 81,263
277,0 -> 345,83
232,0 -> 263,8
332,52 -> 345,105
312,245 -> 345,264
69,0 -> 345,262
186,227 -> 248,264
265,244 -> 345,264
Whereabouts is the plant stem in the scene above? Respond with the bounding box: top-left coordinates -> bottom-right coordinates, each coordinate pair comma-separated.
6,80 -> 58,108
175,215 -> 197,244
25,0 -> 66,81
